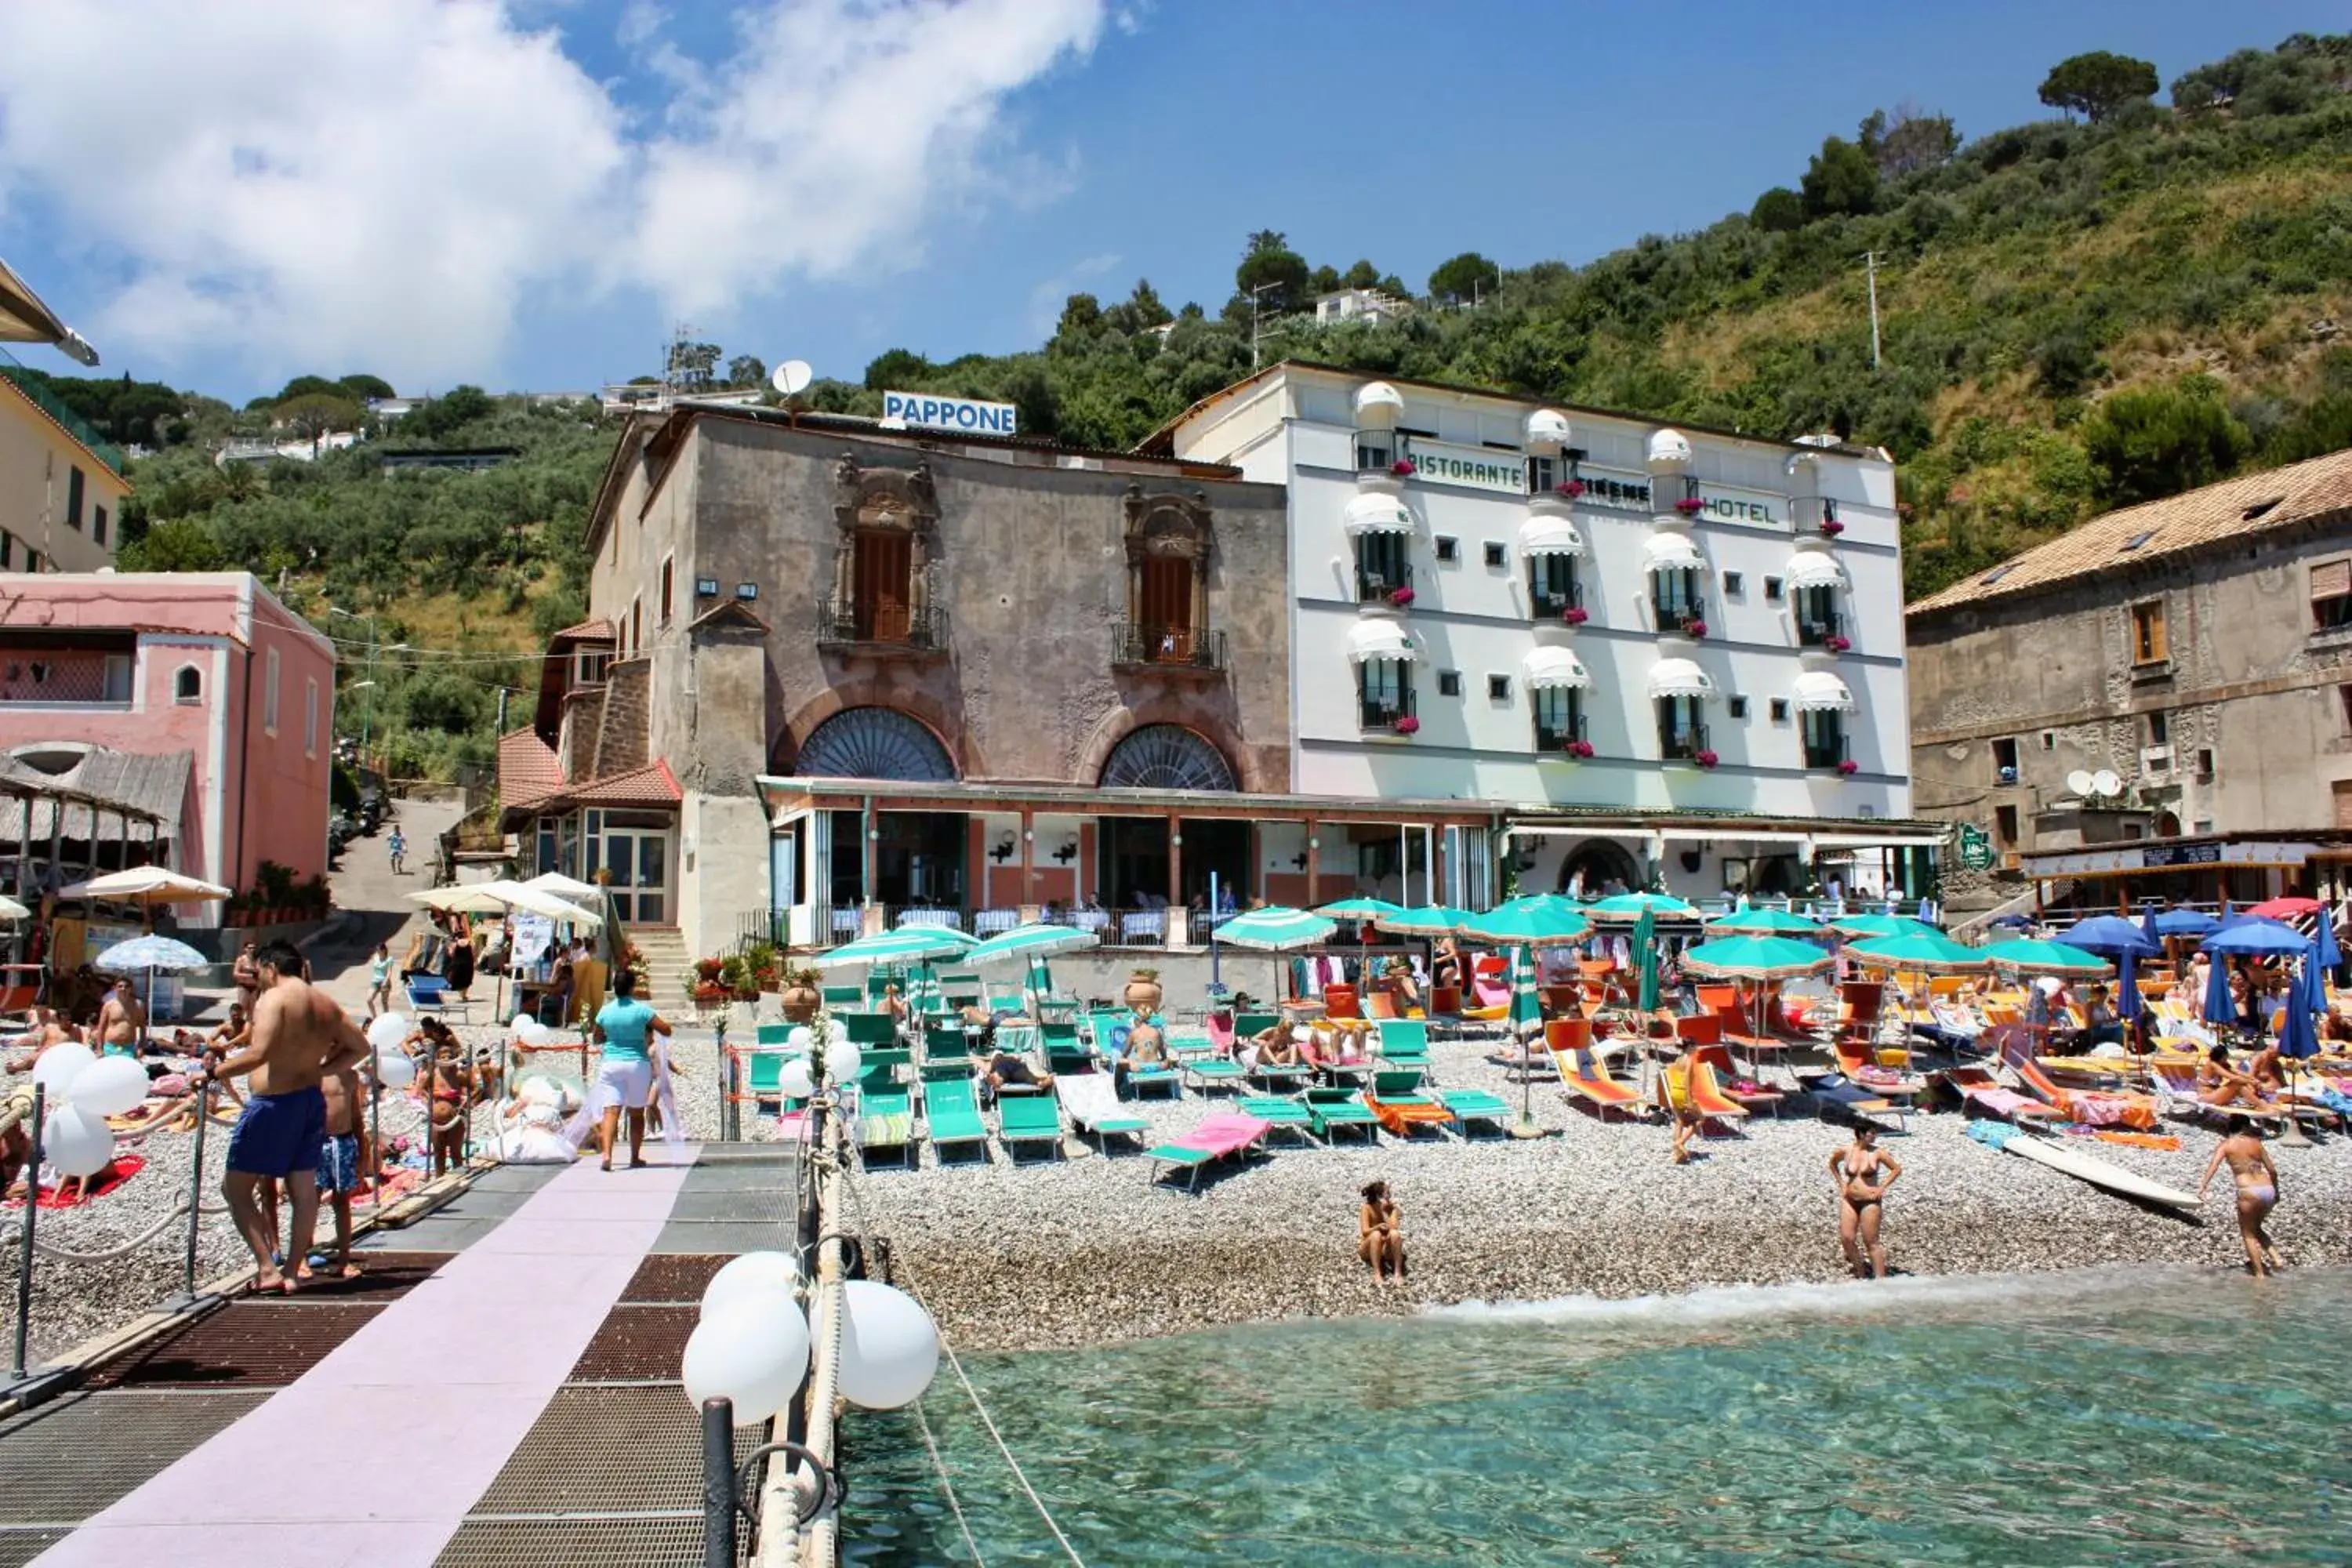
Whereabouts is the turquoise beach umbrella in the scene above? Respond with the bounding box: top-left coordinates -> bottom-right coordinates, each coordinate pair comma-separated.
1828,913 -> 1937,941
1635,907 -> 1661,1012
1847,932 -> 1990,974
1704,907 -> 1824,937
817,926 -> 975,968
1506,943 -> 1542,1037
1314,896 -> 1403,922
1680,936 -> 1835,981
1378,904 -> 1470,937
1588,891 -> 1699,923
1461,902 -> 1592,946
1214,906 -> 1338,951
966,922 -> 1098,965
1978,938 -> 2111,978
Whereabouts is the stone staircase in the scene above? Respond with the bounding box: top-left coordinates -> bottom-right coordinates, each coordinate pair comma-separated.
622,924 -> 695,1013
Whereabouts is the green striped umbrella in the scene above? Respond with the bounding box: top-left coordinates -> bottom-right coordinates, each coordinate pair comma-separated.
1214,906 -> 1338,950
1376,904 -> 1470,937
1846,932 -> 1990,974
1461,902 -> 1592,946
1314,896 -> 1404,921
1680,935 -> 1835,981
1588,891 -> 1700,923
1506,942 -> 1543,1037
1977,938 -> 2111,978
1828,913 -> 1938,941
815,925 -> 975,969
1635,907 -> 1662,1012
1704,907 -> 1824,937
967,922 -> 1101,1023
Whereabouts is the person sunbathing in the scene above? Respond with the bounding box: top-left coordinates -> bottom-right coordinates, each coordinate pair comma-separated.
979,1049 -> 1052,1103
1382,958 -> 1421,1013
2198,1044 -> 2273,1109
1358,1180 -> 1406,1285
1249,1025 -> 1304,1073
1303,1020 -> 1368,1076
2,1007 -> 73,1073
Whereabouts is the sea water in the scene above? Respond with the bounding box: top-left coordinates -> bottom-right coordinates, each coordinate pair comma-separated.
838,1265 -> 2352,1566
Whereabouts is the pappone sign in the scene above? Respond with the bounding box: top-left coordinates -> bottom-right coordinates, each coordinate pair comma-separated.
1407,441 -> 1788,528
881,390 -> 1018,436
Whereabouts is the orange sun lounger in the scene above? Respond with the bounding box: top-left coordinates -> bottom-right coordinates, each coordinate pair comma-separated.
1552,1046 -> 1644,1119
2013,1058 -> 2158,1131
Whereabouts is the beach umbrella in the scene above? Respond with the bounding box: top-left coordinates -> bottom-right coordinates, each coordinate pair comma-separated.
964,923 -> 1097,1018
1986,912 -> 2036,930
93,933 -> 209,1049
1586,891 -> 1698,923
1459,902 -> 1592,947
2295,936 -> 2326,1018
1680,936 -> 1835,980
1313,896 -> 1403,923
2153,907 -> 2219,938
1846,933 -> 1990,974
2200,920 -> 2311,957
2053,916 -> 2158,956
817,927 -> 971,970
1213,906 -> 1338,950
1635,907 -> 1661,1013
2248,896 -> 2323,921
2201,946 -> 2237,1029
1377,904 -> 1468,937
0,895 -> 28,921
1827,913 -> 1936,940
522,871 -> 604,902
2314,906 -> 2343,976
2281,974 -> 2320,1061
61,867 -> 232,930
1977,939 -> 2111,978
1704,906 -> 1824,937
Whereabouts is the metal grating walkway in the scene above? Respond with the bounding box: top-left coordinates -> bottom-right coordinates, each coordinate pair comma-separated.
85,1301 -> 387,1389
0,1389 -> 271,1523
619,1253 -> 731,1304
567,1305 -> 700,1382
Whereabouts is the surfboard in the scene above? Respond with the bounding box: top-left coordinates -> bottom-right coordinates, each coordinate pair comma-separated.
1965,1120 -> 2198,1210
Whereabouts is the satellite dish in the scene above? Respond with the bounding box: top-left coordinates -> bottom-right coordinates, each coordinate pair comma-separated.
771,359 -> 813,397
2066,769 -> 2095,797
2091,769 -> 2122,798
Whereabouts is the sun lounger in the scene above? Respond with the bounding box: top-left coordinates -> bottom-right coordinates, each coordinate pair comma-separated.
1552,1046 -> 1645,1119
405,975 -> 470,1021
995,1087 -> 1065,1162
1185,1054 -> 1248,1092
1236,1095 -> 1320,1145
857,1077 -> 917,1168
1146,1112 -> 1272,1192
1364,1069 -> 1457,1138
2012,1058 -> 2158,1131
919,1064 -> 991,1162
1439,1089 -> 1512,1135
1798,1073 -> 1898,1127
2145,1062 -> 2293,1127
1302,1084 -> 1381,1143
820,985 -> 863,1010
1374,1019 -> 1431,1083
1683,1058 -> 1753,1127
1946,1065 -> 2065,1125
1059,1072 -> 1149,1152
1690,1044 -> 1784,1118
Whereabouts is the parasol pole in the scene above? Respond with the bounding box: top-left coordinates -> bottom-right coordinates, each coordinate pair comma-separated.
1209,873 -> 1220,990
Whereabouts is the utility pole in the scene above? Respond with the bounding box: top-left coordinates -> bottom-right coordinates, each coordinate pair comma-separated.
496,685 -> 510,735
1249,283 -> 1280,371
1861,251 -> 1883,369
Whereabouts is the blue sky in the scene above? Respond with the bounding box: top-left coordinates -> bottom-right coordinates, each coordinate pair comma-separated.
0,0 -> 2338,402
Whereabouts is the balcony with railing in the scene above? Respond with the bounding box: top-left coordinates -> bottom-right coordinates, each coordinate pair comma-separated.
1659,719 -> 1712,763
1651,593 -> 1708,637
1795,607 -> 1846,649
1112,622 -> 1226,673
1352,429 -> 1404,474
1534,708 -> 1589,753
0,641 -> 134,706
1793,495 -> 1843,537
0,350 -> 126,474
1802,729 -> 1852,771
1359,683 -> 1417,733
1356,560 -> 1415,606
815,596 -> 949,654
1530,573 -> 1583,620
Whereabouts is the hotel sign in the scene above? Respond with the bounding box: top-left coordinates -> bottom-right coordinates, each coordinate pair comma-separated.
1407,442 -> 1788,528
881,390 -> 1018,435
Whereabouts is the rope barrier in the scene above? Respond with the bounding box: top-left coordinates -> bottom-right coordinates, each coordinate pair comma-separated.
913,1398 -> 987,1568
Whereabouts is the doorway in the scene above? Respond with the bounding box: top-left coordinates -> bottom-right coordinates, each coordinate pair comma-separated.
1181,818 -> 1252,910
853,528 -> 912,641
594,814 -> 673,924
1098,818 -> 1169,909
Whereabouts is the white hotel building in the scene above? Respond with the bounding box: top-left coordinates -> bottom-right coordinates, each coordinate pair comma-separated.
1149,362 -> 1940,902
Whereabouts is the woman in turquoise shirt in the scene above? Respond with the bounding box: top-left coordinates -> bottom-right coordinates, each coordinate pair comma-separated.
589,968 -> 673,1171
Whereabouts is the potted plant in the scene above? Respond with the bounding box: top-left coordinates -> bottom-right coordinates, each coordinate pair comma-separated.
1389,458 -> 1416,477
295,873 -> 331,920
1394,714 -> 1421,735
1674,495 -> 1706,517
1837,758 -> 1860,776
1568,739 -> 1596,759
1694,749 -> 1720,769
1388,585 -> 1415,608
1124,967 -> 1163,1014
1682,617 -> 1708,638
1563,606 -> 1588,625
780,964 -> 822,1022
1819,516 -> 1845,536
1556,479 -> 1586,498
1825,633 -> 1852,652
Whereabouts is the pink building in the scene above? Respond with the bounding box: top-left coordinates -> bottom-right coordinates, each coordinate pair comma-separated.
0,572 -> 336,916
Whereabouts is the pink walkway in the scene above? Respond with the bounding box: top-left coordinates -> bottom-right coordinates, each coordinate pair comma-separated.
36,1153 -> 696,1567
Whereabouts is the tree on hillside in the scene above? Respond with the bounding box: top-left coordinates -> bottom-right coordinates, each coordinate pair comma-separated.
337,374 -> 395,401
863,348 -> 933,390
275,392 -> 365,454
275,374 -> 348,403
1055,292 -> 1103,340
1342,260 -> 1382,290
1308,264 -> 1341,295
1102,279 -> 1173,336
120,517 -> 228,572
726,354 -> 766,388
408,384 -> 495,441
2037,51 -> 2158,122
2172,34 -> 2346,116
1429,252 -> 1500,306
2079,377 -> 2252,506
1236,231 -> 1311,314
1749,186 -> 1806,232
1859,104 -> 1960,178
1801,136 -> 1878,218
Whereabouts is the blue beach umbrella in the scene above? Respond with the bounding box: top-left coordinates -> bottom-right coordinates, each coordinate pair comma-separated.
2282,965 -> 2320,1062
94,933 -> 210,1050
2314,909 -> 2343,975
2201,945 -> 2238,1028
2053,916 -> 2159,956
2201,920 -> 2310,958
2154,907 -> 2220,938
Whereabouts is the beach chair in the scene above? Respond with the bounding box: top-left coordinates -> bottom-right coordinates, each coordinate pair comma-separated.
1236,1011 -> 1279,1040
1831,1036 -> 1927,1098
1439,1089 -> 1513,1137
839,1011 -> 898,1047
2011,1057 -> 2159,1131
1364,1069 -> 1457,1139
1691,1044 -> 1783,1120
1323,984 -> 1361,1019
1184,1052 -> 1247,1093
1145,1112 -> 1272,1192
1552,1046 -> 1645,1120
1797,1072 -> 1898,1127
919,1064 -> 991,1163
1658,1055 -> 1750,1135
820,985 -> 863,1011
1374,1019 -> 1431,1082
1114,1049 -> 1181,1101
995,1086 -> 1065,1163
1059,1072 -> 1150,1153
1287,1084 -> 1370,1143
1040,1019 -> 1091,1075
1236,1094 -> 1321,1146
1946,1065 -> 2065,1125
405,974 -> 471,1022
755,1022 -> 793,1047
856,1075 -> 917,1168
2144,1062 -> 2294,1130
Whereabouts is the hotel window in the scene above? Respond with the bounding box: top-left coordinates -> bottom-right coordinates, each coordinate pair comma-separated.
1358,658 -> 1413,728
303,678 -> 318,757
1355,532 -> 1410,602
175,665 -> 201,704
1656,695 -> 1708,760
1650,566 -> 1704,630
1525,454 -> 1555,493
1794,583 -> 1842,646
1482,541 -> 1507,569
1800,710 -> 1846,770
66,466 -> 85,532
1434,536 -> 1459,564
93,507 -> 108,547
1726,696 -> 1749,719
659,556 -> 675,624
1533,687 -> 1584,750
1436,670 -> 1461,698
1722,571 -> 1744,596
2129,598 -> 2167,665
263,646 -> 281,732
850,524 -> 917,640
1354,429 -> 1396,471
1995,804 -> 2020,847
1767,698 -> 1790,723
1764,576 -> 1784,602
1529,555 -> 1579,618
2313,558 -> 2352,630
1486,674 -> 1511,702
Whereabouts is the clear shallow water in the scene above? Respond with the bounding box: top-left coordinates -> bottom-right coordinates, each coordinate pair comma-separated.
839,1266 -> 2352,1566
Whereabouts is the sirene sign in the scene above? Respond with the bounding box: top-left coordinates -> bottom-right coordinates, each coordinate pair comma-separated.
881,390 -> 1018,435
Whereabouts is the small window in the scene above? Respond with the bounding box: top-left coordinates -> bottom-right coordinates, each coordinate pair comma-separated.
173,665 -> 201,704
1436,670 -> 1462,698
1763,575 -> 1783,602
1482,542 -> 1507,568
2194,747 -> 2215,779
263,646 -> 281,732
303,678 -> 318,757
24,550 -> 39,574
1767,698 -> 1789,722
1722,571 -> 1744,596
2340,687 -> 2352,733
1726,695 -> 1749,719
1994,804 -> 2020,847
2312,558 -> 2352,630
1525,454 -> 1555,493
2130,599 -> 2168,665
0,533 -> 13,569
659,556 -> 675,623
630,597 -> 642,654
92,506 -> 108,547
2041,731 -> 2057,751
2147,710 -> 2169,746
1991,737 -> 2019,781
102,654 -> 132,703
1434,536 -> 1459,564
65,466 -> 85,532
1486,674 -> 1511,702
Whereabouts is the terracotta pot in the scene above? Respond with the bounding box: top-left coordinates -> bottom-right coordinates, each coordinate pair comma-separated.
781,982 -> 819,1023
1123,974 -> 1163,1014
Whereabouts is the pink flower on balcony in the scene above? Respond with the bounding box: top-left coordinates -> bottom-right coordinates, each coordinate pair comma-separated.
1819,517 -> 1846,536
1391,459 -> 1417,477
1394,715 -> 1420,735
1674,495 -> 1706,516
1825,633 -> 1852,652
1557,480 -> 1586,498
1569,739 -> 1596,759
1837,758 -> 1860,775
1563,606 -> 1588,625
1683,618 -> 1708,638
1694,749 -> 1720,769
1388,586 -> 1416,608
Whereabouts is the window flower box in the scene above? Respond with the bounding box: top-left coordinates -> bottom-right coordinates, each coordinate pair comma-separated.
1391,459 -> 1417,477
1682,618 -> 1708,638
1825,633 -> 1851,652
1837,758 -> 1860,776
1819,518 -> 1846,536
1694,749 -> 1720,769
1673,496 -> 1706,516
1562,606 -> 1588,625
1388,586 -> 1416,608
1567,739 -> 1595,759
1394,715 -> 1420,735
1556,480 -> 1585,498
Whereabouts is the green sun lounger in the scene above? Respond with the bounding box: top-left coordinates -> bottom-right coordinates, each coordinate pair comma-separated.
755,1022 -> 793,1047
858,1082 -> 917,1167
820,985 -> 863,1010
1236,1095 -> 1319,1145
1184,1056 -> 1247,1092
1236,1011 -> 1279,1039
995,1087 -> 1065,1162
1440,1089 -> 1514,1136
839,1011 -> 898,1047
1375,1020 -> 1431,1080
1303,1083 -> 1381,1143
920,1065 -> 990,1162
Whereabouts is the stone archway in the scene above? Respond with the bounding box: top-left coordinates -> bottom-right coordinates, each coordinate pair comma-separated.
1557,837 -> 1639,899
1098,724 -> 1236,791
1074,703 -> 1260,793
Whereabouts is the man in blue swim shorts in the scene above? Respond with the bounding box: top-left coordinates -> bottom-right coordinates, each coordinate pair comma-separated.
204,940 -> 370,1295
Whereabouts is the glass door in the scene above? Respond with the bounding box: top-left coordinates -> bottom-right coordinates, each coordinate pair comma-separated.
600,825 -> 671,924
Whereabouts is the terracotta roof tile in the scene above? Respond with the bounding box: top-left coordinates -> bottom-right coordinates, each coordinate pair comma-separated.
497,726 -> 564,810
1908,447 -> 2352,617
562,759 -> 681,809
549,618 -> 615,644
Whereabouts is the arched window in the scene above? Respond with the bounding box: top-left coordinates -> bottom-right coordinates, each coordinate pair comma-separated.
795,707 -> 955,781
173,665 -> 202,704
1098,725 -> 1236,791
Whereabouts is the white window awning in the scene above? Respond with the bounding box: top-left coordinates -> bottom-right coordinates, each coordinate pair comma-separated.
1642,532 -> 1706,573
1791,671 -> 1857,712
1784,550 -> 1847,589
1346,619 -> 1417,664
1523,647 -> 1591,691
1518,513 -> 1585,558
1646,658 -> 1714,699
1343,492 -> 1414,535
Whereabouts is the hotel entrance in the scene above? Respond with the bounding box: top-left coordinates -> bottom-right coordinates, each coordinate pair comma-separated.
825,809 -> 968,914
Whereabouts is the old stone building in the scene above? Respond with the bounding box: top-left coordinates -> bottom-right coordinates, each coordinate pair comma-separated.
1907,447 -> 2352,913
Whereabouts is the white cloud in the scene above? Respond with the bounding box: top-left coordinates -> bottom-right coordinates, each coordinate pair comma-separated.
0,0 -> 1106,387
1027,252 -> 1120,336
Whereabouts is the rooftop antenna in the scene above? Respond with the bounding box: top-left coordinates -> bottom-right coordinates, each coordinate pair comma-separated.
771,359 -> 813,428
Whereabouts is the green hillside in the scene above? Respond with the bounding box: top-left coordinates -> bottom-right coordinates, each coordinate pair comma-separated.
12,30 -> 2348,777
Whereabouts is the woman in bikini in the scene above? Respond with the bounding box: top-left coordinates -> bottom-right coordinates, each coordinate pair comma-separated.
1829,1123 -> 1900,1279
1358,1180 -> 1406,1285
2198,1116 -> 2282,1276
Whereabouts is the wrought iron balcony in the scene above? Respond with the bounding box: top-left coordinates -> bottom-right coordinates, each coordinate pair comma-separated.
1359,684 -> 1417,731
815,596 -> 948,652
1803,730 -> 1852,771
1659,720 -> 1712,762
1356,560 -> 1415,604
1795,608 -> 1847,648
1534,709 -> 1589,752
1112,622 -> 1226,673
1652,595 -> 1708,635
1794,495 -> 1843,535
1530,574 -> 1584,619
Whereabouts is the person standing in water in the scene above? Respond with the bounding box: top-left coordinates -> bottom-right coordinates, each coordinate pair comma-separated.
1829,1123 -> 1900,1279
2198,1116 -> 2282,1277
1358,1180 -> 1406,1285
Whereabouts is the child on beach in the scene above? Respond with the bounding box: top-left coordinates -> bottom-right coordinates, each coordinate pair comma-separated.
2198,1117 -> 2282,1277
365,942 -> 393,1019
303,1055 -> 365,1281
1359,1181 -> 1406,1285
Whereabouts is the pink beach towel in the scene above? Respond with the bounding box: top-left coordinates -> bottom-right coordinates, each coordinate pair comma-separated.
1180,1113 -> 1271,1156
